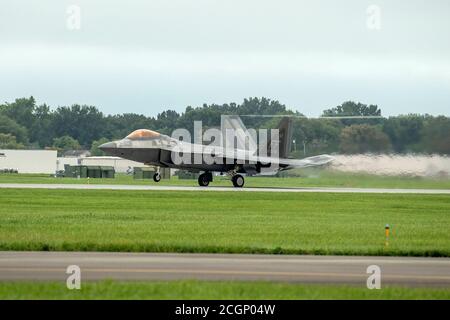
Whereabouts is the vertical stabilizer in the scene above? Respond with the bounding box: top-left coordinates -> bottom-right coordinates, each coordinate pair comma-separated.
268,117 -> 293,159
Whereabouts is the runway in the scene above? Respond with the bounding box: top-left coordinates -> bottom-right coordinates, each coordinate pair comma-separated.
1,252 -> 449,287
1,183 -> 450,194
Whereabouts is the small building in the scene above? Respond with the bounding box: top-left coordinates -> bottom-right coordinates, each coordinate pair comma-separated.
64,165 -> 115,178
177,170 -> 200,180
100,166 -> 115,179
59,156 -> 172,179
160,167 -> 171,179
64,164 -> 85,178
80,156 -> 147,173
0,149 -> 57,174
133,167 -> 155,180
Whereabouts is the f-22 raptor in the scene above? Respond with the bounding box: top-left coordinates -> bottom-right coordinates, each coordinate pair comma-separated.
99,116 -> 333,187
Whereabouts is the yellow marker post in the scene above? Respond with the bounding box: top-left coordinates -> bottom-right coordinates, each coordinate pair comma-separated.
385,224 -> 390,247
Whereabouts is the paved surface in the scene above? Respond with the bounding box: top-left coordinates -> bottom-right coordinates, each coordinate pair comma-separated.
1,183 -> 450,194
1,252 -> 449,287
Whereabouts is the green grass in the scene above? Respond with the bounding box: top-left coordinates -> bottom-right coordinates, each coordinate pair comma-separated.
0,280 -> 448,299
0,188 -> 449,256
1,170 -> 450,189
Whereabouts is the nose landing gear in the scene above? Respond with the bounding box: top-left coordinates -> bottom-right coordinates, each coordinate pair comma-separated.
153,172 -> 161,182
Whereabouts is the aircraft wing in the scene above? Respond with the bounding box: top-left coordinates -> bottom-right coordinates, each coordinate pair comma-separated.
174,142 -> 333,170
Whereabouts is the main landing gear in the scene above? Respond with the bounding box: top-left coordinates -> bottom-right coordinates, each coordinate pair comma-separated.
231,174 -> 245,188
198,172 -> 213,187
197,171 -> 244,188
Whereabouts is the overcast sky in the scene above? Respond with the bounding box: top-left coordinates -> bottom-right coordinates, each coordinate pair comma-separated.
1,0 -> 449,117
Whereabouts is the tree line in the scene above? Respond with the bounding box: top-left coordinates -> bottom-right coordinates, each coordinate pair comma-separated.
0,96 -> 449,156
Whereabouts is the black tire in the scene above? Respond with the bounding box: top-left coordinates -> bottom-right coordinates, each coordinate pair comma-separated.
153,172 -> 161,182
198,173 -> 210,187
232,174 -> 244,188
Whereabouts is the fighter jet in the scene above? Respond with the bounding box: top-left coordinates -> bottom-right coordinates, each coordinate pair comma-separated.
99,117 -> 333,187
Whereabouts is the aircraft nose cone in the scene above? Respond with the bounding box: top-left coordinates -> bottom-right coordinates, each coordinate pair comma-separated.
99,141 -> 117,151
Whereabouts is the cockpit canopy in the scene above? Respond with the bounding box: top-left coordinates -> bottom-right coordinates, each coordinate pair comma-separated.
126,129 -> 161,140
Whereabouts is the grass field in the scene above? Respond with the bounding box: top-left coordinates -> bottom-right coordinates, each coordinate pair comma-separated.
1,170 -> 450,189
0,188 -> 449,256
0,280 -> 449,299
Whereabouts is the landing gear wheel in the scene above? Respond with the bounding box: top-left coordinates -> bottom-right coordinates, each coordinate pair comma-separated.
198,173 -> 210,187
232,174 -> 244,188
153,172 -> 161,182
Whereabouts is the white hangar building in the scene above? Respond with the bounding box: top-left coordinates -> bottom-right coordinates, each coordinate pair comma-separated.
0,149 -> 57,174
